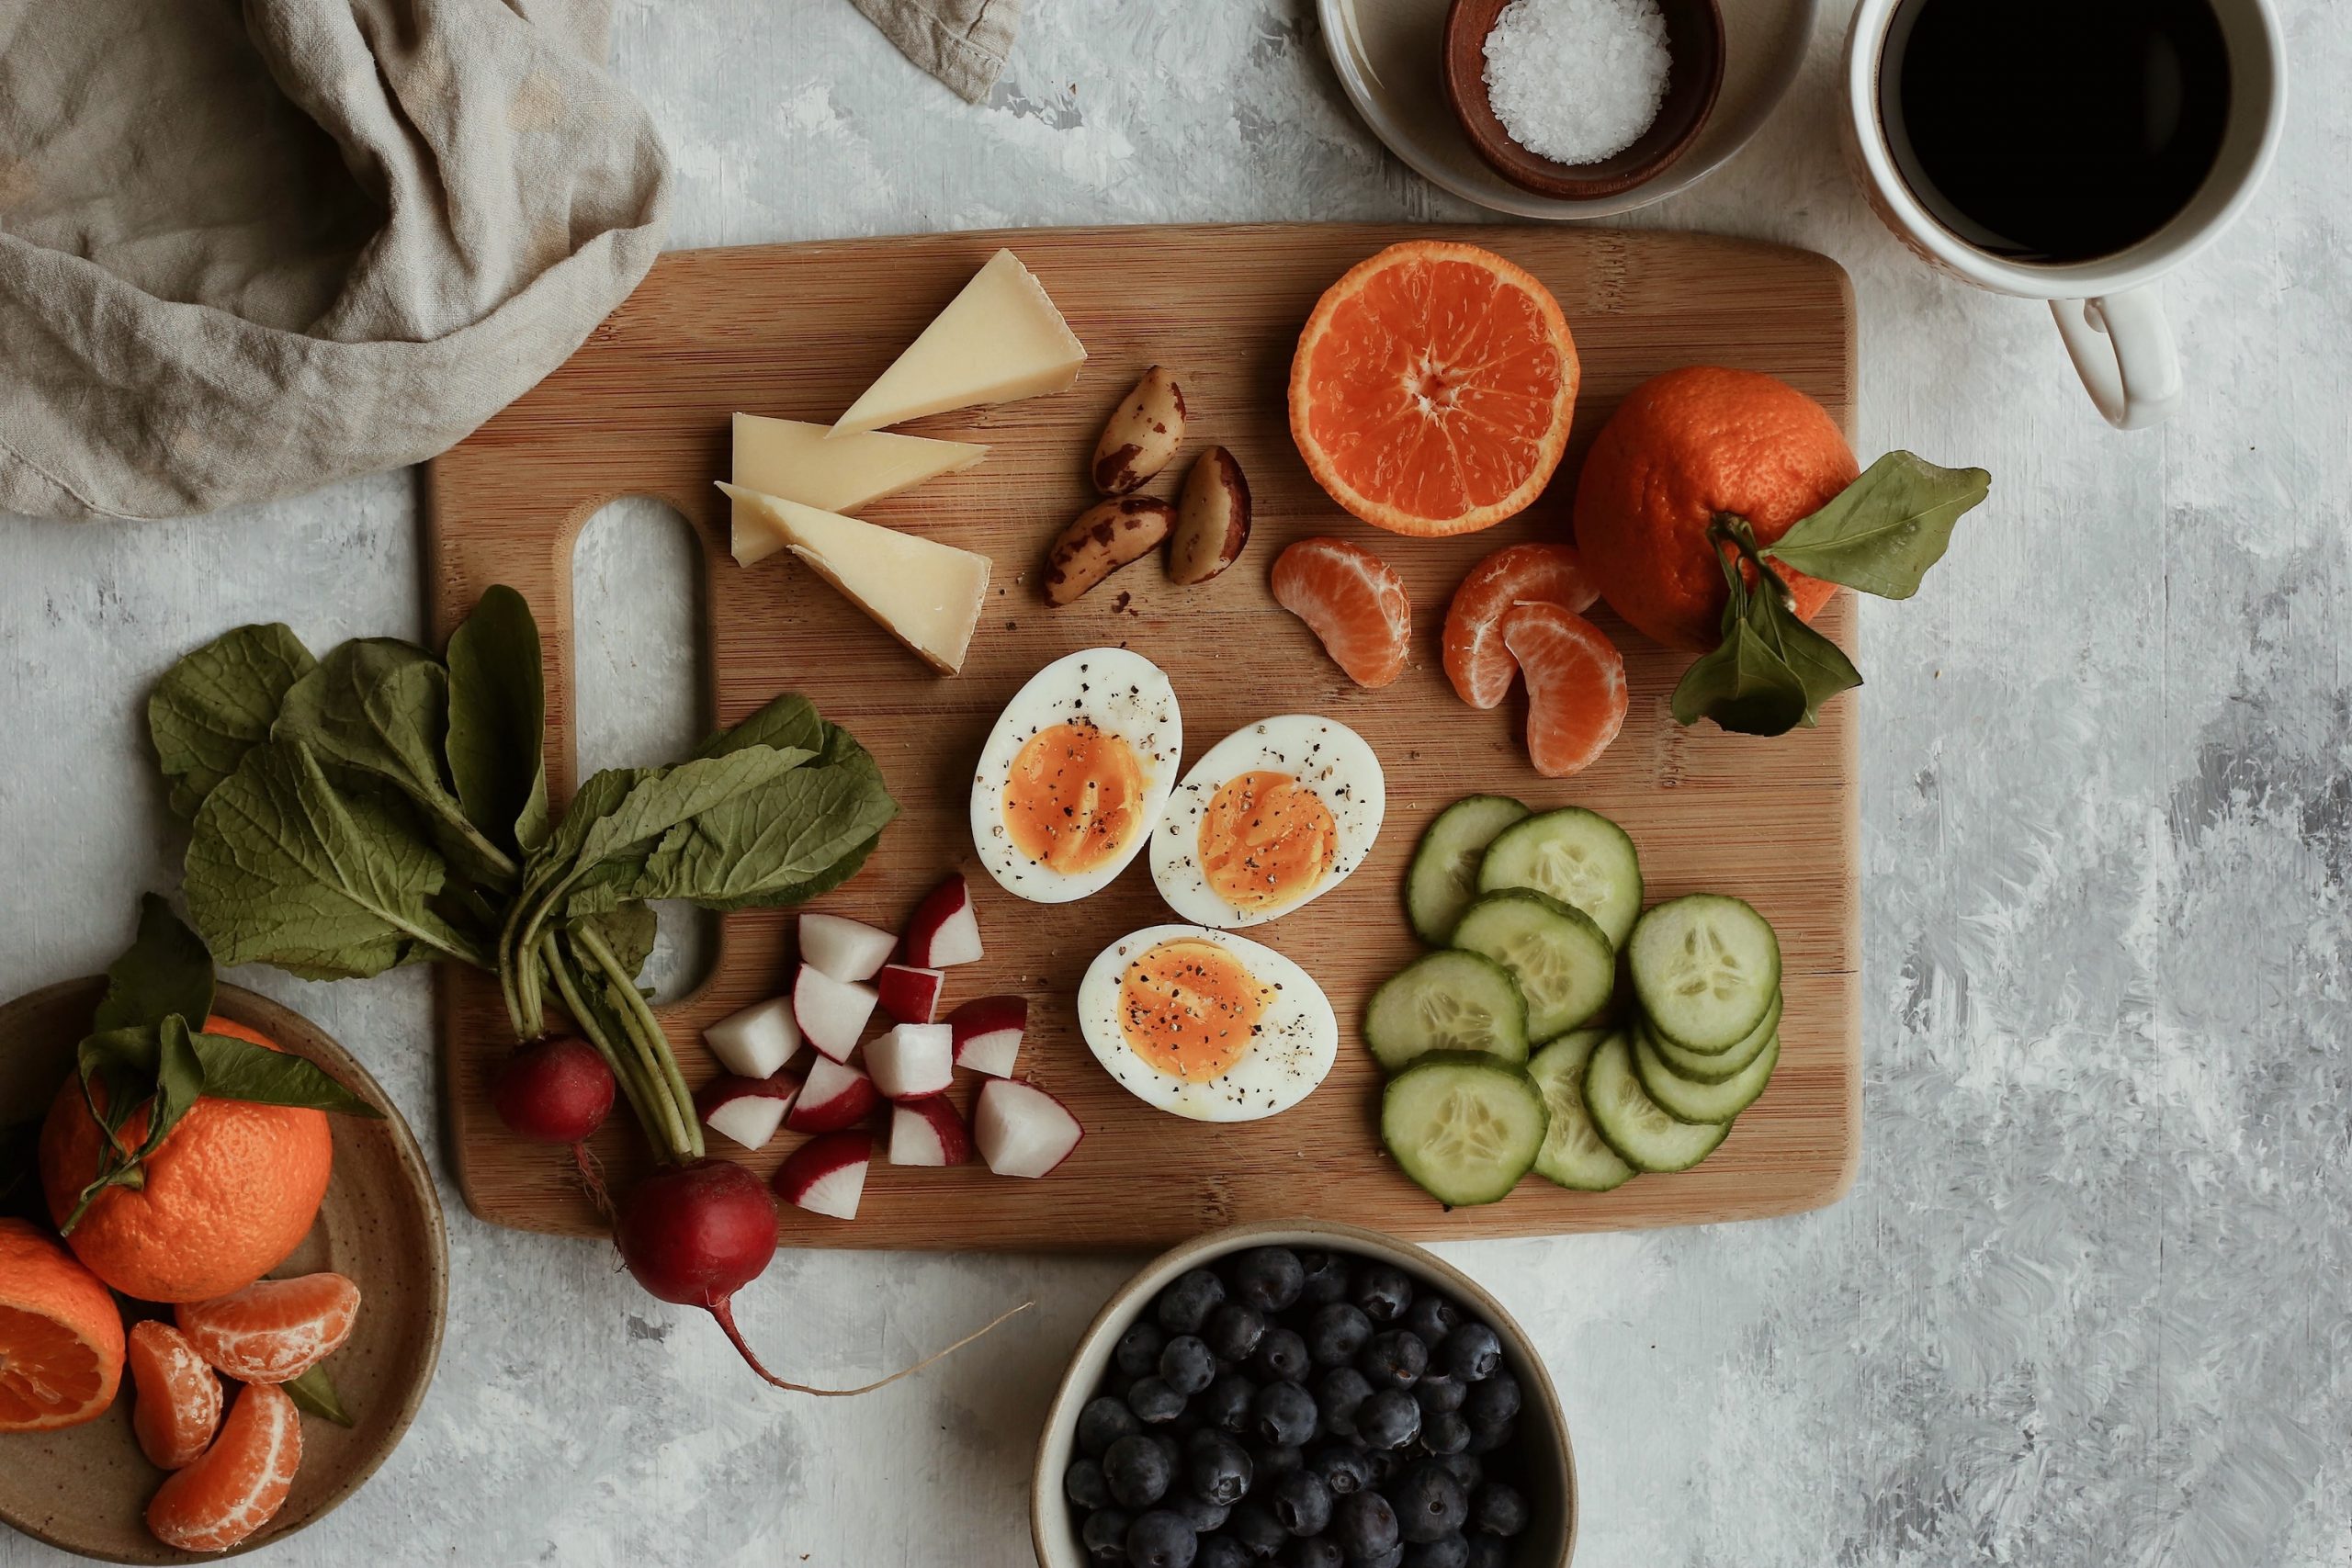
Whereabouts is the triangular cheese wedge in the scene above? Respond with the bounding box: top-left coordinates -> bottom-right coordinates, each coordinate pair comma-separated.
831,250 -> 1087,435
729,414 -> 987,567
717,483 -> 991,675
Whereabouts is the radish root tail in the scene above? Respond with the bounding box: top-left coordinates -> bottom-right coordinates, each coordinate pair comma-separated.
708,1298 -> 1035,1397
571,1141 -> 614,1220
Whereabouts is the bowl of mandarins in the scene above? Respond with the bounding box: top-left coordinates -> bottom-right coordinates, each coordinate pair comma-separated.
0,925 -> 446,1563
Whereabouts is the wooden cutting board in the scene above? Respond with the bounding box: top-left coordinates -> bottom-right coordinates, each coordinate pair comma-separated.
425,222 -> 1860,1249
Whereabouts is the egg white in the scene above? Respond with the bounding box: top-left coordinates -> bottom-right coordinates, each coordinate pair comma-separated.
968,647 -> 1183,903
1149,715 -> 1386,929
1077,924 -> 1338,1122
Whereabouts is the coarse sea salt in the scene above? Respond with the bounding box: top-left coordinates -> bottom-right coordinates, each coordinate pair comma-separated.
1483,0 -> 1673,166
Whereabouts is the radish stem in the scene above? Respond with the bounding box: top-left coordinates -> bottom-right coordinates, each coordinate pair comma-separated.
541,935 -> 663,1146
574,923 -> 702,1161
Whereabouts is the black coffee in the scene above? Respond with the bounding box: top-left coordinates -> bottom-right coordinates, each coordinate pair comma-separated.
1882,0 -> 2233,263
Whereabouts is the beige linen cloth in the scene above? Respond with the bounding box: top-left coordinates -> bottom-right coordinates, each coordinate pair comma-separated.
0,0 -> 1020,524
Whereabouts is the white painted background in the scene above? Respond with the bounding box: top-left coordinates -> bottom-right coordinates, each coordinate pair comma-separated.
5,1 -> 2348,1563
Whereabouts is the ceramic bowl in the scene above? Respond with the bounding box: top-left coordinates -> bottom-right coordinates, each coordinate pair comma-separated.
1442,0 -> 1726,200
1031,1218 -> 1576,1567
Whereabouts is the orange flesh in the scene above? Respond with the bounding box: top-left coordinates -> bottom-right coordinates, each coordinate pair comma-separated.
1117,941 -> 1272,1082
129,1320 -> 223,1470
146,1381 -> 303,1553
1198,772 -> 1338,912
176,1271 -> 361,1385
1004,722 -> 1146,874
0,1218 -> 124,1432
0,1303 -> 108,1428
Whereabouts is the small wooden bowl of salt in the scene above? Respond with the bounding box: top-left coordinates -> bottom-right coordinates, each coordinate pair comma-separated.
1442,0 -> 1725,201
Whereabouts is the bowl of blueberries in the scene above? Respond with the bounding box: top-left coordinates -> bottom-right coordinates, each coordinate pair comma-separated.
1032,1219 -> 1574,1568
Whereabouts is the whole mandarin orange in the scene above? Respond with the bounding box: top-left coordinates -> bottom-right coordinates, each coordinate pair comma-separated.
1572,367 -> 1859,652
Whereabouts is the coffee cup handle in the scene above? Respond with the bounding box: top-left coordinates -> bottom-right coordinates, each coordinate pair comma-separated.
2051,288 -> 2181,430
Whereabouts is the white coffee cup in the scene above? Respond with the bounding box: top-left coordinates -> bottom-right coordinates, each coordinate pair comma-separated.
1842,0 -> 2287,429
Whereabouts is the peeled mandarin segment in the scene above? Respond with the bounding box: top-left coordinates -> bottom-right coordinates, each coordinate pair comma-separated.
1270,537 -> 1412,690
0,1218 -> 126,1433
1442,542 -> 1602,709
176,1272 -> 361,1385
129,1320 -> 224,1470
146,1381 -> 303,1553
1500,604 -> 1629,779
1289,241 -> 1578,536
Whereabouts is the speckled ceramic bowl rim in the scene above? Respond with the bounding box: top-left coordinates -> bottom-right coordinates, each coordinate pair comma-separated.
0,978 -> 449,1564
1030,1218 -> 1577,1568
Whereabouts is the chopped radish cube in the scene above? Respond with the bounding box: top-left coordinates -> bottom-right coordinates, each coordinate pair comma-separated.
695,1072 -> 802,1152
876,963 -> 945,1024
866,1022 -> 954,1100
703,995 -> 801,1079
947,995 -> 1027,1078
786,1057 -> 880,1134
974,1079 -> 1082,1178
793,964 -> 878,1062
889,1097 -> 973,1167
798,912 -> 898,983
904,874 -> 984,967
775,1132 -> 871,1220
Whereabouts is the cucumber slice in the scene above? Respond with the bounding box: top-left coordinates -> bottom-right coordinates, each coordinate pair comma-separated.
1476,807 -> 1643,949
1449,889 -> 1614,1042
1644,992 -> 1781,1079
1634,1024 -> 1781,1124
1581,1032 -> 1729,1172
1406,795 -> 1531,945
1381,1055 -> 1549,1206
1363,952 -> 1529,1073
1525,1029 -> 1634,1191
1627,894 -> 1781,1052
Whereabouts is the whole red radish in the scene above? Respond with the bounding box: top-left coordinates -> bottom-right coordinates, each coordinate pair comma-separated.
492,1037 -> 615,1143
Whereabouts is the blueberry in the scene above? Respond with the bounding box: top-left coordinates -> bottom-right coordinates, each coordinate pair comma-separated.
1360,1548 -> 1406,1568
1432,1452 -> 1482,1493
1391,1461 -> 1469,1543
1438,1324 -> 1501,1383
1315,1366 -> 1374,1439
1161,1336 -> 1218,1395
1470,1482 -> 1528,1538
1187,1429 -> 1255,1506
1285,1540 -> 1346,1568
1253,1381 -> 1320,1448
1362,1385 -> 1425,1450
1269,1469 -> 1334,1536
1119,1320 -> 1170,1379
1069,1457 -> 1114,1509
1329,1490 -> 1401,1561
1413,1375 -> 1464,1416
1403,1295 -> 1462,1347
1359,1331 -> 1428,1391
1306,1303 -> 1374,1367
1250,1327 -> 1310,1385
1227,1502 -> 1290,1561
1463,1417 -> 1515,1456
1198,1538 -> 1254,1568
1128,1508 -> 1201,1568
1421,1412 -> 1471,1456
1084,1506 -> 1136,1562
1200,1371 -> 1259,1434
1205,1303 -> 1269,1362
1082,1393 -> 1147,1456
1307,1442 -> 1375,1495
1351,1265 -> 1414,1325
1295,1249 -> 1351,1306
1249,1441 -> 1306,1481
1151,1432 -> 1187,1471
1105,1432 -> 1175,1507
1462,1539 -> 1509,1568
1159,1269 -> 1230,1335
1401,1534 -> 1471,1568
1460,1371 -> 1519,1432
1363,1446 -> 1407,1487
1170,1491 -> 1231,1533
1129,1376 -> 1188,1426
1229,1247 -> 1306,1312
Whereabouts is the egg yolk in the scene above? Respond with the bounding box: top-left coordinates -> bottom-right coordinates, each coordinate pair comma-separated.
1117,940 -> 1272,1081
1004,721 -> 1146,874
1197,771 -> 1339,911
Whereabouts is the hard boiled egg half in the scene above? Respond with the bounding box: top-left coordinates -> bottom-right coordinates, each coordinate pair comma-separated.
970,647 -> 1182,903
1078,925 -> 1338,1122
1150,715 -> 1385,928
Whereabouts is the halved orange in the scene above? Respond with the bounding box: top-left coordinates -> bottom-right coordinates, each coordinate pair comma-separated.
1290,241 -> 1578,536
0,1217 -> 126,1432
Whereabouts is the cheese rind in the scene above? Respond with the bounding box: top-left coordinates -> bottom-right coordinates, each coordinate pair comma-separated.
831,249 -> 1087,436
717,483 -> 991,675
729,414 -> 987,567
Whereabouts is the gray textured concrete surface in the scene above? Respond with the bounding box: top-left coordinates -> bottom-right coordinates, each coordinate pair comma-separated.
5,1 -> 2349,1564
